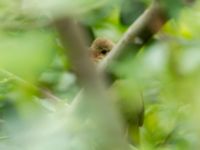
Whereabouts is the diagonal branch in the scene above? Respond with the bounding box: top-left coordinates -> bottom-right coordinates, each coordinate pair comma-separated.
99,0 -> 167,73
0,69 -> 63,105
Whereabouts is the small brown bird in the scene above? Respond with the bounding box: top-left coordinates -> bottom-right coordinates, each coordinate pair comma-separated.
90,37 -> 115,63
90,37 -> 144,146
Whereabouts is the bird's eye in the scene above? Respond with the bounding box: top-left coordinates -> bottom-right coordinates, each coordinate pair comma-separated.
101,49 -> 108,55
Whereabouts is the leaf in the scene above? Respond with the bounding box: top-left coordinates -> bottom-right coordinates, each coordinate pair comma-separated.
120,0 -> 147,25
0,30 -> 55,82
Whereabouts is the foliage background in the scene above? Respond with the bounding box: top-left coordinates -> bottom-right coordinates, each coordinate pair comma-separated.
0,0 -> 200,150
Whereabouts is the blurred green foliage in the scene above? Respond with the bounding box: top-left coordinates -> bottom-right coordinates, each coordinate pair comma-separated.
0,0 -> 200,150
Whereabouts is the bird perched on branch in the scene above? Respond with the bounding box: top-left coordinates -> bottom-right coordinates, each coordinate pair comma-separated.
90,37 -> 144,146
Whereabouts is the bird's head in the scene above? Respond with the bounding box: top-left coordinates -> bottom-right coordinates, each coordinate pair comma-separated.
90,38 -> 114,63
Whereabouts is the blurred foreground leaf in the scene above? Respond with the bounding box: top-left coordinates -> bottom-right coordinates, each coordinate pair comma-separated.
0,30 -> 56,82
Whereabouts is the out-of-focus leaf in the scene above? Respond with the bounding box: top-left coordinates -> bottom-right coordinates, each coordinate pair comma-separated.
22,0 -> 115,20
0,30 -> 55,82
120,0 -> 147,26
160,0 -> 185,18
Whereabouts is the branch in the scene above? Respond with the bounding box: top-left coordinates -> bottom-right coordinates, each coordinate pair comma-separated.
99,0 -> 196,72
54,19 -> 100,88
98,0 -> 167,73
54,18 -> 129,150
0,69 -> 63,105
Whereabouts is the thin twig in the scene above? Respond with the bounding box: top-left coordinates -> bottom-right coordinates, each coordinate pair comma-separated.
0,69 -> 63,104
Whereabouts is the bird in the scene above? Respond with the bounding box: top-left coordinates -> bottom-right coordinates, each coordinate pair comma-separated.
90,37 -> 115,63
90,37 -> 144,146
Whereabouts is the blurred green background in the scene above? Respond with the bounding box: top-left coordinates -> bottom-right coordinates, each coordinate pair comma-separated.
0,0 -> 200,150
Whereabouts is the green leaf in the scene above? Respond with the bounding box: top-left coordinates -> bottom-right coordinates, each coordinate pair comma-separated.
0,30 -> 55,82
